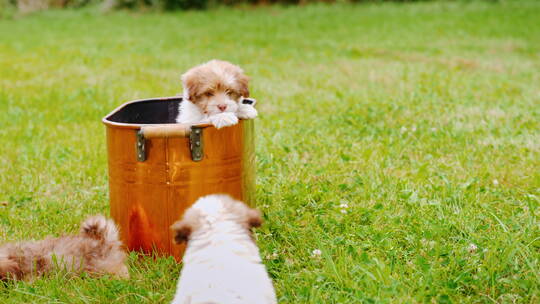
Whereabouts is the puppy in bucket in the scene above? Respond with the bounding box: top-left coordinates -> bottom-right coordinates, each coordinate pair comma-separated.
176,60 -> 258,129
170,194 -> 276,304
0,215 -> 129,281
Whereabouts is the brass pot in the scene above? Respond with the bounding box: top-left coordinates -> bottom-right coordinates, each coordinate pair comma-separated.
102,97 -> 255,261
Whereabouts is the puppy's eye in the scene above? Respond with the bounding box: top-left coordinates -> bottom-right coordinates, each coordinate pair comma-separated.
205,92 -> 214,97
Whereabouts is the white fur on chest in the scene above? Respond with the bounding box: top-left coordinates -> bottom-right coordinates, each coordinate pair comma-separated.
176,100 -> 207,124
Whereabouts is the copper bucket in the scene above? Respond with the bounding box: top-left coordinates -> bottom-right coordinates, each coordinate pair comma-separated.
102,97 -> 255,261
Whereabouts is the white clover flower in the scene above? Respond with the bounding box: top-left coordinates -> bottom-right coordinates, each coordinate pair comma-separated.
339,203 -> 349,209
311,249 -> 322,257
266,251 -> 279,260
400,126 -> 408,133
411,125 -> 417,132
467,243 -> 478,253
340,209 -> 347,214
492,179 -> 499,186
431,128 -> 437,132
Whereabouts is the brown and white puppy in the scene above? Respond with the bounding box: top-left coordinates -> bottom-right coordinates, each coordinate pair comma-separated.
0,215 -> 129,281
170,194 -> 276,304
176,60 -> 258,129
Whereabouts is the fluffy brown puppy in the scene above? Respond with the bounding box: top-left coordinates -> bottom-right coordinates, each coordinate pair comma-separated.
176,60 -> 257,129
0,215 -> 129,281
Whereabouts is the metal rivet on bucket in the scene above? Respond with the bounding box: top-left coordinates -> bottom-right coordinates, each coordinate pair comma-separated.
189,126 -> 204,162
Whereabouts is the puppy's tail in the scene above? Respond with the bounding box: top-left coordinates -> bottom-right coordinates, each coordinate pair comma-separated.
80,215 -> 120,243
0,256 -> 21,280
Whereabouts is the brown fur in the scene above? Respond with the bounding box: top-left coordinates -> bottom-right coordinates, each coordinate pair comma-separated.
0,215 -> 129,281
171,223 -> 192,244
246,209 -> 263,229
171,208 -> 201,244
182,60 -> 249,113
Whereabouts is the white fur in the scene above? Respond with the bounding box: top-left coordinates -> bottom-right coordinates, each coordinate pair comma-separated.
209,64 -> 237,86
171,195 -> 277,304
209,112 -> 239,129
177,100 -> 240,129
177,98 -> 256,129
177,92 -> 243,129
177,99 -> 206,125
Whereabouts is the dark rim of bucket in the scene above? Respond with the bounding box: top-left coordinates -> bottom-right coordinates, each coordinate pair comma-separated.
102,96 -> 212,129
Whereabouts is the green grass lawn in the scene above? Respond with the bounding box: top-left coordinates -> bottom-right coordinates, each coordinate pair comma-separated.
1,1 -> 539,303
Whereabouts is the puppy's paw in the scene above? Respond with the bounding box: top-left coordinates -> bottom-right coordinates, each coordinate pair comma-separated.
241,98 -> 257,106
237,104 -> 258,120
210,112 -> 239,129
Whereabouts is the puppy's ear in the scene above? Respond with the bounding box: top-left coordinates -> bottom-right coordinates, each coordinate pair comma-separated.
237,74 -> 250,98
246,208 -> 262,229
182,72 -> 203,101
171,220 -> 192,244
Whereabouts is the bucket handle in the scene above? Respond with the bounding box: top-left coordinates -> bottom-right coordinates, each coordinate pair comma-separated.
136,124 -> 204,162
140,124 -> 191,139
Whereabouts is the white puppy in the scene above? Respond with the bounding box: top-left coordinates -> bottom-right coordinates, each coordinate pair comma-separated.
170,194 -> 277,304
176,60 -> 258,129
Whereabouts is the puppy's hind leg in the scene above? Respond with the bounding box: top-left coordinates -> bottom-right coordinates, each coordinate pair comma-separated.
0,256 -> 22,280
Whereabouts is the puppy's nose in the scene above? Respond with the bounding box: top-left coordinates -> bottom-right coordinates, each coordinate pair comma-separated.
217,104 -> 227,112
